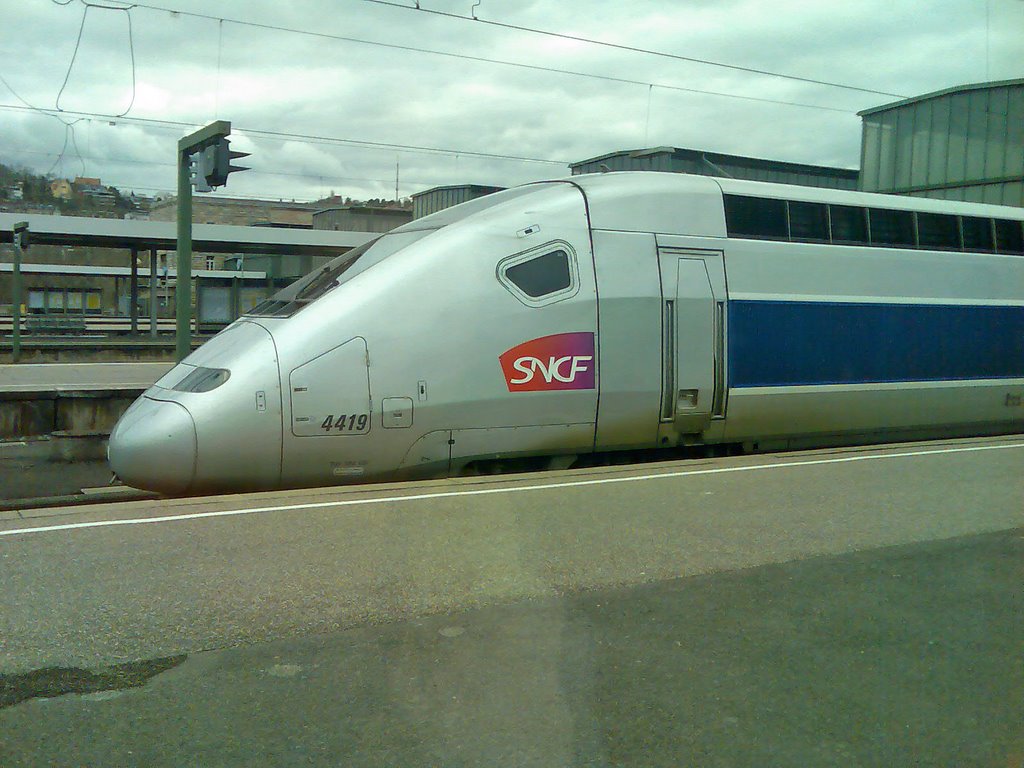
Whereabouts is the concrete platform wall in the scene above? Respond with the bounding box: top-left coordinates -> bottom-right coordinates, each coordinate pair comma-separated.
0,390 -> 139,440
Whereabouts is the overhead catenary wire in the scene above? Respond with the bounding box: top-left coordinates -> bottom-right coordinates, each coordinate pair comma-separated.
7,0 -> 138,181
54,0 -> 138,118
8,0 -> 868,192
0,74 -> 88,177
0,102 -> 569,165
2,98 -> 509,198
125,1 -> 860,114
0,144 -> 442,188
45,120 -> 87,178
4,2 -> 896,198
362,0 -> 909,100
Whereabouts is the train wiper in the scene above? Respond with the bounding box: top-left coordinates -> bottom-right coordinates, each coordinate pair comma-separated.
245,235 -> 383,317
295,264 -> 352,302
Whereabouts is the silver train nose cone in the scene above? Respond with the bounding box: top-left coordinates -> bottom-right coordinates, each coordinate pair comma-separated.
108,398 -> 197,495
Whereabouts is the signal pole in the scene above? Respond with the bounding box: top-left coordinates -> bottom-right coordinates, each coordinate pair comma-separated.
175,120 -> 250,360
11,221 -> 28,364
176,144 -> 193,361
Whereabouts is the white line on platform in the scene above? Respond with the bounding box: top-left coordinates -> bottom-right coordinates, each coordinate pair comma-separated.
2,441 -> 1023,538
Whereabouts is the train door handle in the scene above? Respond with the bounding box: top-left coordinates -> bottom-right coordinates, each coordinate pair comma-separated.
677,389 -> 699,410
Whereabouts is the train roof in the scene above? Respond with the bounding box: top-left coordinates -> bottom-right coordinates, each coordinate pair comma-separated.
395,171 -> 1023,241
566,171 -> 1023,238
568,171 -> 1024,220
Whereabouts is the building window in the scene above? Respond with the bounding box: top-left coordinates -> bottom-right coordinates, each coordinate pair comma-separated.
28,290 -> 45,313
206,256 -> 217,271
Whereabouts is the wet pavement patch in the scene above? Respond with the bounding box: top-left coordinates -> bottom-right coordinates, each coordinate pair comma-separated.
0,655 -> 186,709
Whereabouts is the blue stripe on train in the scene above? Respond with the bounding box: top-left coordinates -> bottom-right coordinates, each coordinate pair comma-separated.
728,300 -> 1024,387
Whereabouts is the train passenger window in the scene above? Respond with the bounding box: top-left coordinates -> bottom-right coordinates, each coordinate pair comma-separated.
994,219 -> 1024,255
828,205 -> 868,245
788,201 -> 829,242
172,366 -> 231,393
715,191 -> 1012,257
723,195 -> 788,239
498,242 -> 579,306
868,208 -> 915,247
916,212 -> 960,250
961,216 -> 995,252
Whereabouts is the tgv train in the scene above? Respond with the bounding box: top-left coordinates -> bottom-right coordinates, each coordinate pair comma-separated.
108,172 -> 1024,495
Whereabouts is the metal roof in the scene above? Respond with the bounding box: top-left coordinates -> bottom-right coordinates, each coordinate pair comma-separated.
411,184 -> 506,198
858,78 -> 1024,117
570,146 -> 858,180
569,170 -> 1024,219
313,205 -> 413,216
149,196 -> 318,211
0,212 -> 374,255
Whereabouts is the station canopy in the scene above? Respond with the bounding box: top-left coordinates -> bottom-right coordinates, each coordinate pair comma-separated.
0,212 -> 374,256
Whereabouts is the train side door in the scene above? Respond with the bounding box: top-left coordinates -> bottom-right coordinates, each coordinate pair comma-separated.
289,337 -> 372,437
656,245 -> 727,438
591,230 -> 663,451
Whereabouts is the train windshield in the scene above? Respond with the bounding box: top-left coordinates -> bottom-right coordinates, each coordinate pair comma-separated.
246,230 -> 431,317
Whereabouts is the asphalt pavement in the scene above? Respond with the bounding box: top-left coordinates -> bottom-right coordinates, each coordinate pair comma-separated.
1,528 -> 1021,766
1,436 -> 1022,766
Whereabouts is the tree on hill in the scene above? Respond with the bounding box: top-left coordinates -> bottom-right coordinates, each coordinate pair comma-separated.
0,161 -> 138,216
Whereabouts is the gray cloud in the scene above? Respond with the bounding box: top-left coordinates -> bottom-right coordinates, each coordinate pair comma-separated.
1,0 -> 1020,202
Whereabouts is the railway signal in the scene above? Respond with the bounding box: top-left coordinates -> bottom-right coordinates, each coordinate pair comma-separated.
190,138 -> 250,193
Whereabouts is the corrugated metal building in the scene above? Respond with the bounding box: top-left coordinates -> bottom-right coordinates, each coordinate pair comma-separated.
569,147 -> 859,190
859,79 -> 1024,206
412,185 -> 506,219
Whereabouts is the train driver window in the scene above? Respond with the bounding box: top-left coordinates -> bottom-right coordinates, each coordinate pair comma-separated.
498,243 -> 579,307
173,366 -> 231,393
153,364 -> 231,393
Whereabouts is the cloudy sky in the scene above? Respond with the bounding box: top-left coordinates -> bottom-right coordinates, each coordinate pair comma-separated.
1,0 -> 1021,203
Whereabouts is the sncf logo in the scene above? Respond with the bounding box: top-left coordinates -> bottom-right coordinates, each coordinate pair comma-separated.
499,332 -> 596,392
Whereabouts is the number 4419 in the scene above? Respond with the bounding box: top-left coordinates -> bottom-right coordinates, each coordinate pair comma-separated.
321,413 -> 368,432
